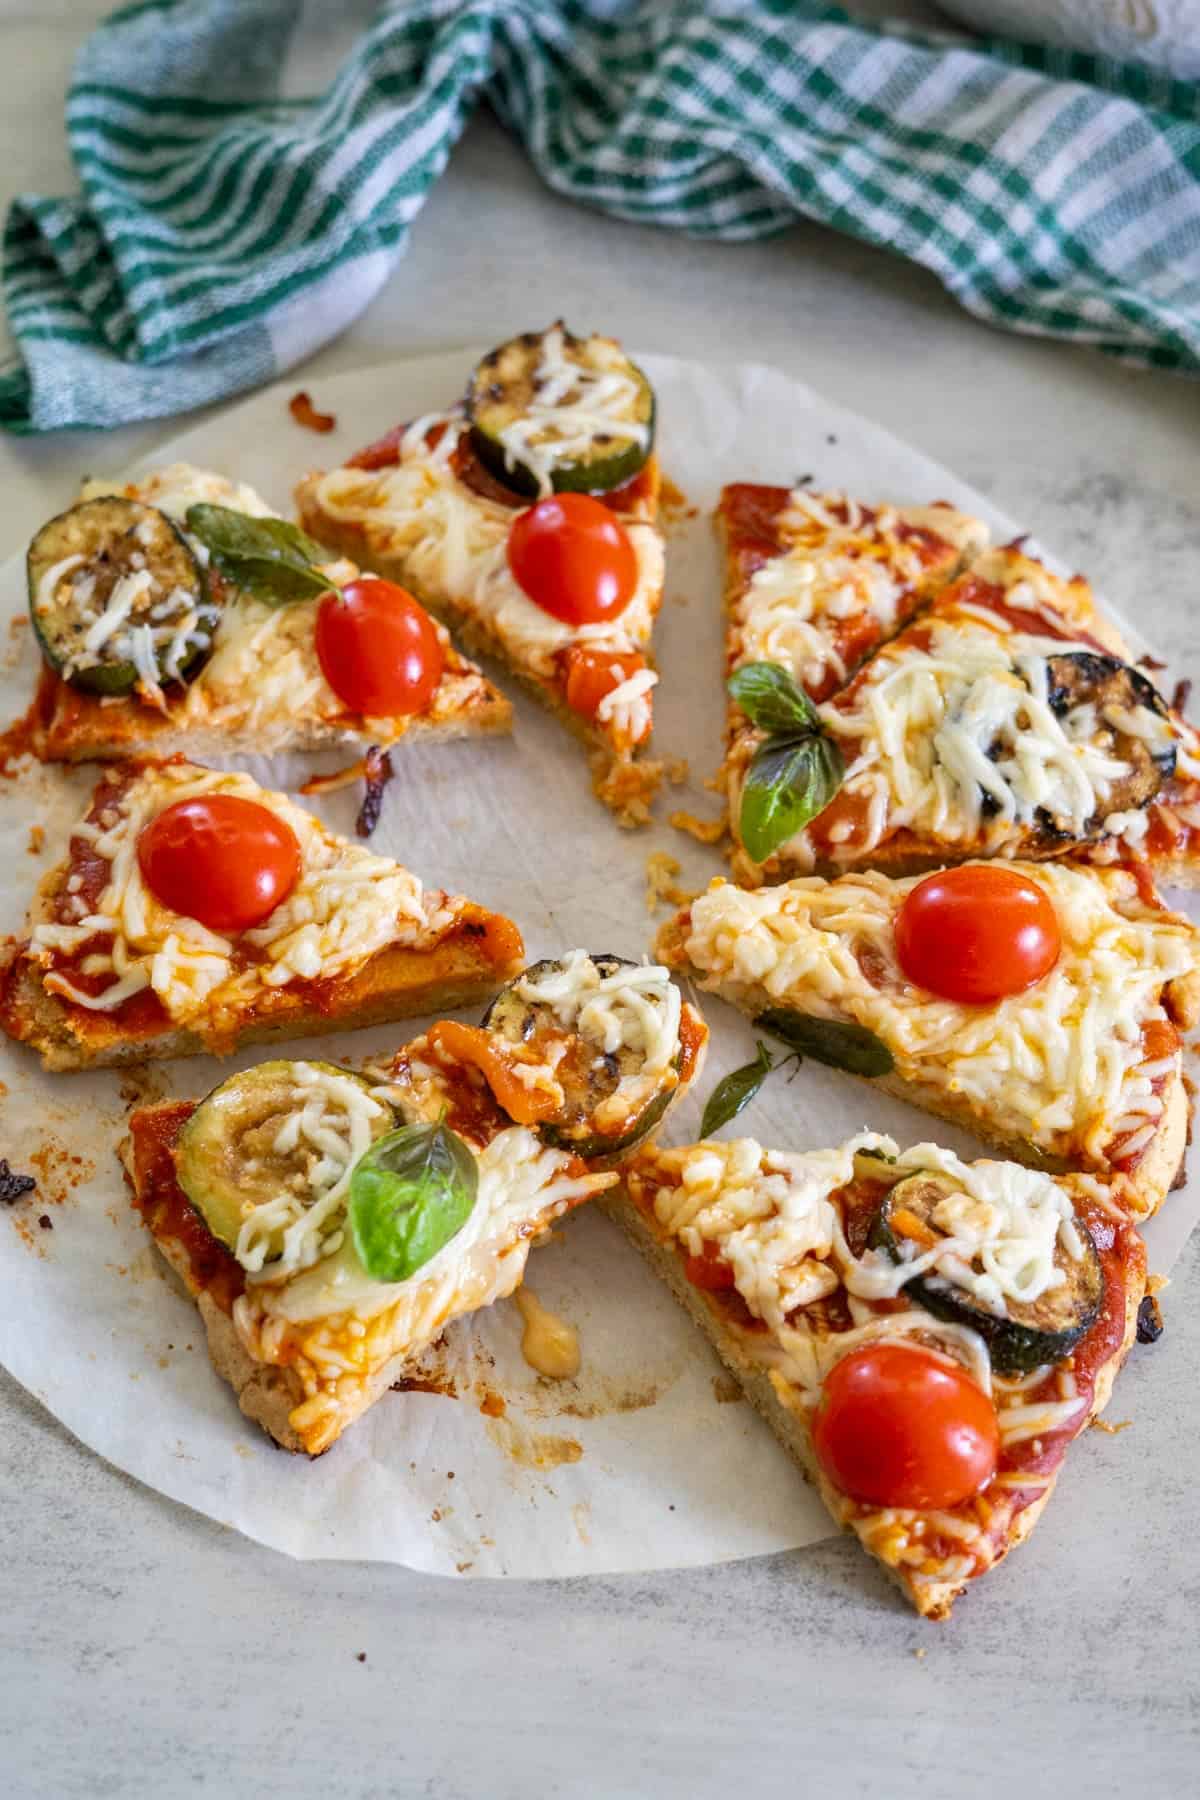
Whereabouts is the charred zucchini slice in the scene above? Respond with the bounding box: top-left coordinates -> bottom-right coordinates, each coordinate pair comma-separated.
28,497 -> 214,696
176,1061 -> 395,1272
869,1170 -> 1103,1374
482,951 -> 682,1159
1042,652 -> 1175,825
466,323 -> 655,498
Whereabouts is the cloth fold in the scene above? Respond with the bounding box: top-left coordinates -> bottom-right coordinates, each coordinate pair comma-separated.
4,0 -> 1199,432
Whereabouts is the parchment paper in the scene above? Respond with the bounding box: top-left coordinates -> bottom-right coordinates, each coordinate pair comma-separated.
0,352 -> 1195,1575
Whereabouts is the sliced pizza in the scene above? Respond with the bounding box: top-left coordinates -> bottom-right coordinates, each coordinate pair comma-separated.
0,756 -> 524,1070
122,952 -> 707,1453
718,485 -> 988,703
724,543 -> 1191,886
659,862 -> 1200,1220
611,1131 -> 1145,1618
24,461 -> 510,763
294,324 -> 667,825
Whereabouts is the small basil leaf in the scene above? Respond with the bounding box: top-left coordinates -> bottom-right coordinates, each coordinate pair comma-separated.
755,1009 -> 895,1078
739,731 -> 844,864
728,662 -> 819,736
185,504 -> 335,605
349,1121 -> 478,1283
700,1041 -> 773,1138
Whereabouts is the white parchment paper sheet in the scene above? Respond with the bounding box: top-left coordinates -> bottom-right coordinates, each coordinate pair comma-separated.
0,352 -> 1195,1575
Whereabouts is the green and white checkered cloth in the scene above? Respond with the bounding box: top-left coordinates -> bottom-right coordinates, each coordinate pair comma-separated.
4,0 -> 1199,432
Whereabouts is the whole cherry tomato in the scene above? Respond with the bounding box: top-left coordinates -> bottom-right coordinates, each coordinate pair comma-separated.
813,1342 -> 1000,1510
894,865 -> 1060,1004
315,579 -> 444,718
507,494 -> 638,626
138,794 -> 301,934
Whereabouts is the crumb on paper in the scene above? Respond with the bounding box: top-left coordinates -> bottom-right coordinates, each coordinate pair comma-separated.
712,1374 -> 742,1405
28,1141 -> 95,1207
37,1214 -> 53,1232
1147,1272 -> 1168,1296
0,1159 -> 36,1205
913,1647 -> 927,1662
659,476 -> 698,523
26,824 -> 44,855
645,851 -> 696,915
455,1560 -> 474,1574
664,756 -> 689,787
1091,1417 -> 1133,1436
670,591 -> 690,607
289,390 -> 336,433
670,808 -> 728,846
356,1651 -> 367,1663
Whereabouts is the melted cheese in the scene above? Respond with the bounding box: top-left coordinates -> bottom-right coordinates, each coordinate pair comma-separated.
493,325 -> 651,497
515,951 -> 681,1075
310,417 -> 663,678
78,463 -> 462,747
679,863 -> 1191,1161
845,1153 -> 1086,1319
235,1065 -> 389,1279
735,493 -> 988,694
514,1286 -> 581,1379
645,1131 -> 995,1391
30,761 -> 453,1026
752,597 -> 1173,865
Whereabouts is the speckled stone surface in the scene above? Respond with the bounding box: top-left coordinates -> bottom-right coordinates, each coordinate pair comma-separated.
1,7 -> 1199,1796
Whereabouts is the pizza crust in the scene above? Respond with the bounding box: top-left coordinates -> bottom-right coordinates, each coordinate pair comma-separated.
602,1181 -> 1145,1620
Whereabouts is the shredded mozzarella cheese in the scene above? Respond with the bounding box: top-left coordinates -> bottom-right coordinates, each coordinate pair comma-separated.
493,325 -> 652,498
679,863 -> 1191,1162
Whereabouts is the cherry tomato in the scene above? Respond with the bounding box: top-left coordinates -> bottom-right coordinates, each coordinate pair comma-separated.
563,646 -> 647,723
685,1243 -> 737,1291
894,865 -> 1060,1004
315,579 -> 444,718
507,494 -> 638,626
138,795 -> 301,934
813,1343 -> 999,1510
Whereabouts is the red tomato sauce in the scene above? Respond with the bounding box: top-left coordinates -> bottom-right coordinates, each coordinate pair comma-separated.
127,1102 -> 244,1315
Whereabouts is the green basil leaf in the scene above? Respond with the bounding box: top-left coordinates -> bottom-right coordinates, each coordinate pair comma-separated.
755,1008 -> 894,1078
185,504 -> 335,605
739,731 -> 844,864
727,662 -> 819,735
349,1121 -> 478,1283
700,1041 -> 773,1138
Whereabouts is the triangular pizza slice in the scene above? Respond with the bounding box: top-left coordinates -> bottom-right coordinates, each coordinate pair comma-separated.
122,953 -> 707,1453
25,461 -> 510,763
718,484 -> 988,703
610,1130 -> 1145,1618
724,543 -> 1191,886
658,862 -> 1200,1221
295,325 -> 667,825
0,756 -> 524,1070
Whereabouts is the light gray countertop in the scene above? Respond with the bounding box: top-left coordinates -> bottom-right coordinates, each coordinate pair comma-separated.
2,7 -> 1199,1796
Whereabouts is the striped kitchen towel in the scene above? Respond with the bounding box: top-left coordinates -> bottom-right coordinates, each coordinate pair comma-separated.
3,0 -> 1199,431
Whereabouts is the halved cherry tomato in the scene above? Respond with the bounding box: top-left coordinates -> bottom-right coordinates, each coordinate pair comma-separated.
894,865 -> 1060,1004
813,1343 -> 999,1510
315,579 -> 444,718
507,494 -> 638,626
563,646 -> 647,724
137,795 -> 301,934
685,1241 -> 737,1291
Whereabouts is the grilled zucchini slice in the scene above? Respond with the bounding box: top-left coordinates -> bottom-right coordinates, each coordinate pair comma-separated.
482,952 -> 682,1159
176,1061 -> 395,1270
870,1170 -> 1104,1374
1042,651 -> 1176,826
466,324 -> 655,498
28,496 -> 214,695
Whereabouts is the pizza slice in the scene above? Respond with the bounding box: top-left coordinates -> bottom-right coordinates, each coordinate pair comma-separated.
24,461 -> 510,763
659,861 -> 1200,1221
294,324 -> 667,825
724,543 -> 1189,886
122,952 -> 707,1454
0,756 -> 524,1070
719,484 -> 988,704
610,1130 -> 1145,1617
